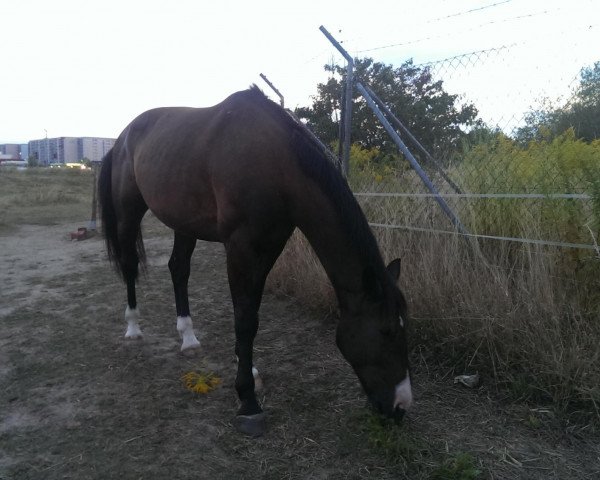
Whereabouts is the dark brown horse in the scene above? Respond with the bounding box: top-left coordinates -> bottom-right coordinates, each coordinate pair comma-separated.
98,86 -> 411,436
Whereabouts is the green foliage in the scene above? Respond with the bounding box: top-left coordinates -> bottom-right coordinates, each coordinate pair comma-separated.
358,411 -> 425,465
457,130 -> 600,317
516,61 -> 600,143
355,411 -> 481,478
459,130 -> 600,244
296,57 -> 479,160
525,414 -> 542,429
348,143 -> 403,185
430,453 -> 481,480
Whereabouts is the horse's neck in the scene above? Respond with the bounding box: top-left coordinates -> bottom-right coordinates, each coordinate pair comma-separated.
293,187 -> 369,311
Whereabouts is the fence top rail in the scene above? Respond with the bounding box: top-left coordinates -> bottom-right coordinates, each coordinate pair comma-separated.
356,192 -> 592,200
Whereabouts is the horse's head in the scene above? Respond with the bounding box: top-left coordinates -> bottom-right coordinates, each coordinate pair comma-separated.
336,258 -> 411,421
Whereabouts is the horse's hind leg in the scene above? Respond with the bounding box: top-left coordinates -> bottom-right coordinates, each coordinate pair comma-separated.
118,215 -> 146,339
169,232 -> 201,353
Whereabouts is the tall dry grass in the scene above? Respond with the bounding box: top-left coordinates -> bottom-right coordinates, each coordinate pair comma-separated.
266,191 -> 600,421
0,167 -> 94,231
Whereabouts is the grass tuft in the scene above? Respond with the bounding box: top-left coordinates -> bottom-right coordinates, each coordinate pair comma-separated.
357,411 -> 426,466
430,453 -> 481,480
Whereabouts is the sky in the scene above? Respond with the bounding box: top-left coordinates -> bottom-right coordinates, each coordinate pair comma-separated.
2,0 -> 598,143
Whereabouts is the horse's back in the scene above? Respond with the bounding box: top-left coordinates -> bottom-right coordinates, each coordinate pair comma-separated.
110,90 -> 300,242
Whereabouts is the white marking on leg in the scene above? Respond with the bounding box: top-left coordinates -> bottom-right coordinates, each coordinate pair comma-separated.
235,357 -> 263,392
252,366 -> 263,392
393,376 -> 413,411
124,306 -> 143,338
177,316 -> 200,352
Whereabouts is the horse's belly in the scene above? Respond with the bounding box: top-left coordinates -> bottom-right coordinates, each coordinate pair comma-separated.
141,180 -> 221,242
150,204 -> 221,242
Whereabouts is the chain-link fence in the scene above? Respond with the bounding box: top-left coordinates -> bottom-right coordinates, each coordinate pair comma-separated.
349,41 -> 599,252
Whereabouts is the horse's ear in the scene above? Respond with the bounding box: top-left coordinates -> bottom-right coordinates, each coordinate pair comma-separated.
362,265 -> 383,300
386,258 -> 401,283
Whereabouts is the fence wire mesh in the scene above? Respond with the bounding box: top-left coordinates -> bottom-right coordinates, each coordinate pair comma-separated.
347,39 -> 599,251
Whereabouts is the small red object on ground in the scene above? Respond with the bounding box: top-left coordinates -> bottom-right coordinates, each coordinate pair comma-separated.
70,227 -> 89,241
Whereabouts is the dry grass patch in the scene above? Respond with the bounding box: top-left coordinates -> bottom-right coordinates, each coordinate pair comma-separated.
0,167 -> 94,232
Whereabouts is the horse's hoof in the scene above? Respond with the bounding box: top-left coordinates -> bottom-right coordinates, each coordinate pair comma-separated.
124,330 -> 143,340
181,346 -> 200,357
180,339 -> 201,357
234,413 -> 266,437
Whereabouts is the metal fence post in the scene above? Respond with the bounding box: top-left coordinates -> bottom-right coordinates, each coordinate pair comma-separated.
259,73 -> 285,107
320,26 -> 353,177
89,162 -> 99,231
342,61 -> 353,177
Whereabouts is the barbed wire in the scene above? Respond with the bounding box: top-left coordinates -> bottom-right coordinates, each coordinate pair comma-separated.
355,7 -> 566,54
426,0 -> 513,24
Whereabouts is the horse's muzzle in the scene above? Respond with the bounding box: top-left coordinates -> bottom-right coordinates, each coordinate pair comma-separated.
392,405 -> 406,423
368,392 -> 406,423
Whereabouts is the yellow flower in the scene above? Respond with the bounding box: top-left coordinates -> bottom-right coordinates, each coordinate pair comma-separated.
182,371 -> 222,394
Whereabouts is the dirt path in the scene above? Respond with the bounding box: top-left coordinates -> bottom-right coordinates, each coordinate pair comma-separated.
1,220 -> 598,479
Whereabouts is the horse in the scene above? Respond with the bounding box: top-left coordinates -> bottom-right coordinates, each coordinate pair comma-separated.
97,86 -> 412,436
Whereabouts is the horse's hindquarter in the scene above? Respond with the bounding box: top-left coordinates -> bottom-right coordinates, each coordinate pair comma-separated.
131,104 -> 293,244
129,108 -> 217,240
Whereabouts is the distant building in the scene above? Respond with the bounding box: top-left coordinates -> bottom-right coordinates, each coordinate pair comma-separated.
28,137 -> 77,165
79,137 -> 116,163
0,144 -> 22,160
20,144 -> 28,160
28,136 -> 115,165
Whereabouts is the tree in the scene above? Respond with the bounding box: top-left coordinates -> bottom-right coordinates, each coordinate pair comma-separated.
295,58 -> 480,163
516,61 -> 600,143
554,61 -> 600,141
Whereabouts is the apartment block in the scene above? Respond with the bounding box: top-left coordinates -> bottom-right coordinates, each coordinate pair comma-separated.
0,144 -> 23,160
28,137 -> 115,165
79,137 -> 116,163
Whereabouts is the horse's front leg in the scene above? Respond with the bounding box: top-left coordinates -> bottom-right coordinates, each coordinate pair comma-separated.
231,295 -> 265,437
169,232 -> 201,353
225,227 -> 291,437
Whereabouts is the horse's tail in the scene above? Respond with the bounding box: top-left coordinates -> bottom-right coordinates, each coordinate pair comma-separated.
98,149 -> 146,279
98,149 -> 120,266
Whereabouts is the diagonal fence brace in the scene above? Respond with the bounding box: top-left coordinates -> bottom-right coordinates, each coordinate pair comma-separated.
356,82 -> 469,235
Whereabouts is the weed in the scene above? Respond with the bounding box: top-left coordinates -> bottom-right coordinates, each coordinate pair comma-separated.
525,414 -> 542,429
181,371 -> 222,394
357,410 -> 426,466
352,410 -> 483,479
430,453 -> 481,480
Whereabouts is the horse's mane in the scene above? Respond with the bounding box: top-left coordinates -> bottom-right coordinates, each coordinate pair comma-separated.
244,85 -> 387,274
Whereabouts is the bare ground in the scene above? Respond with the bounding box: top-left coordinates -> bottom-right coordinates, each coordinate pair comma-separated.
1,218 -> 598,479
